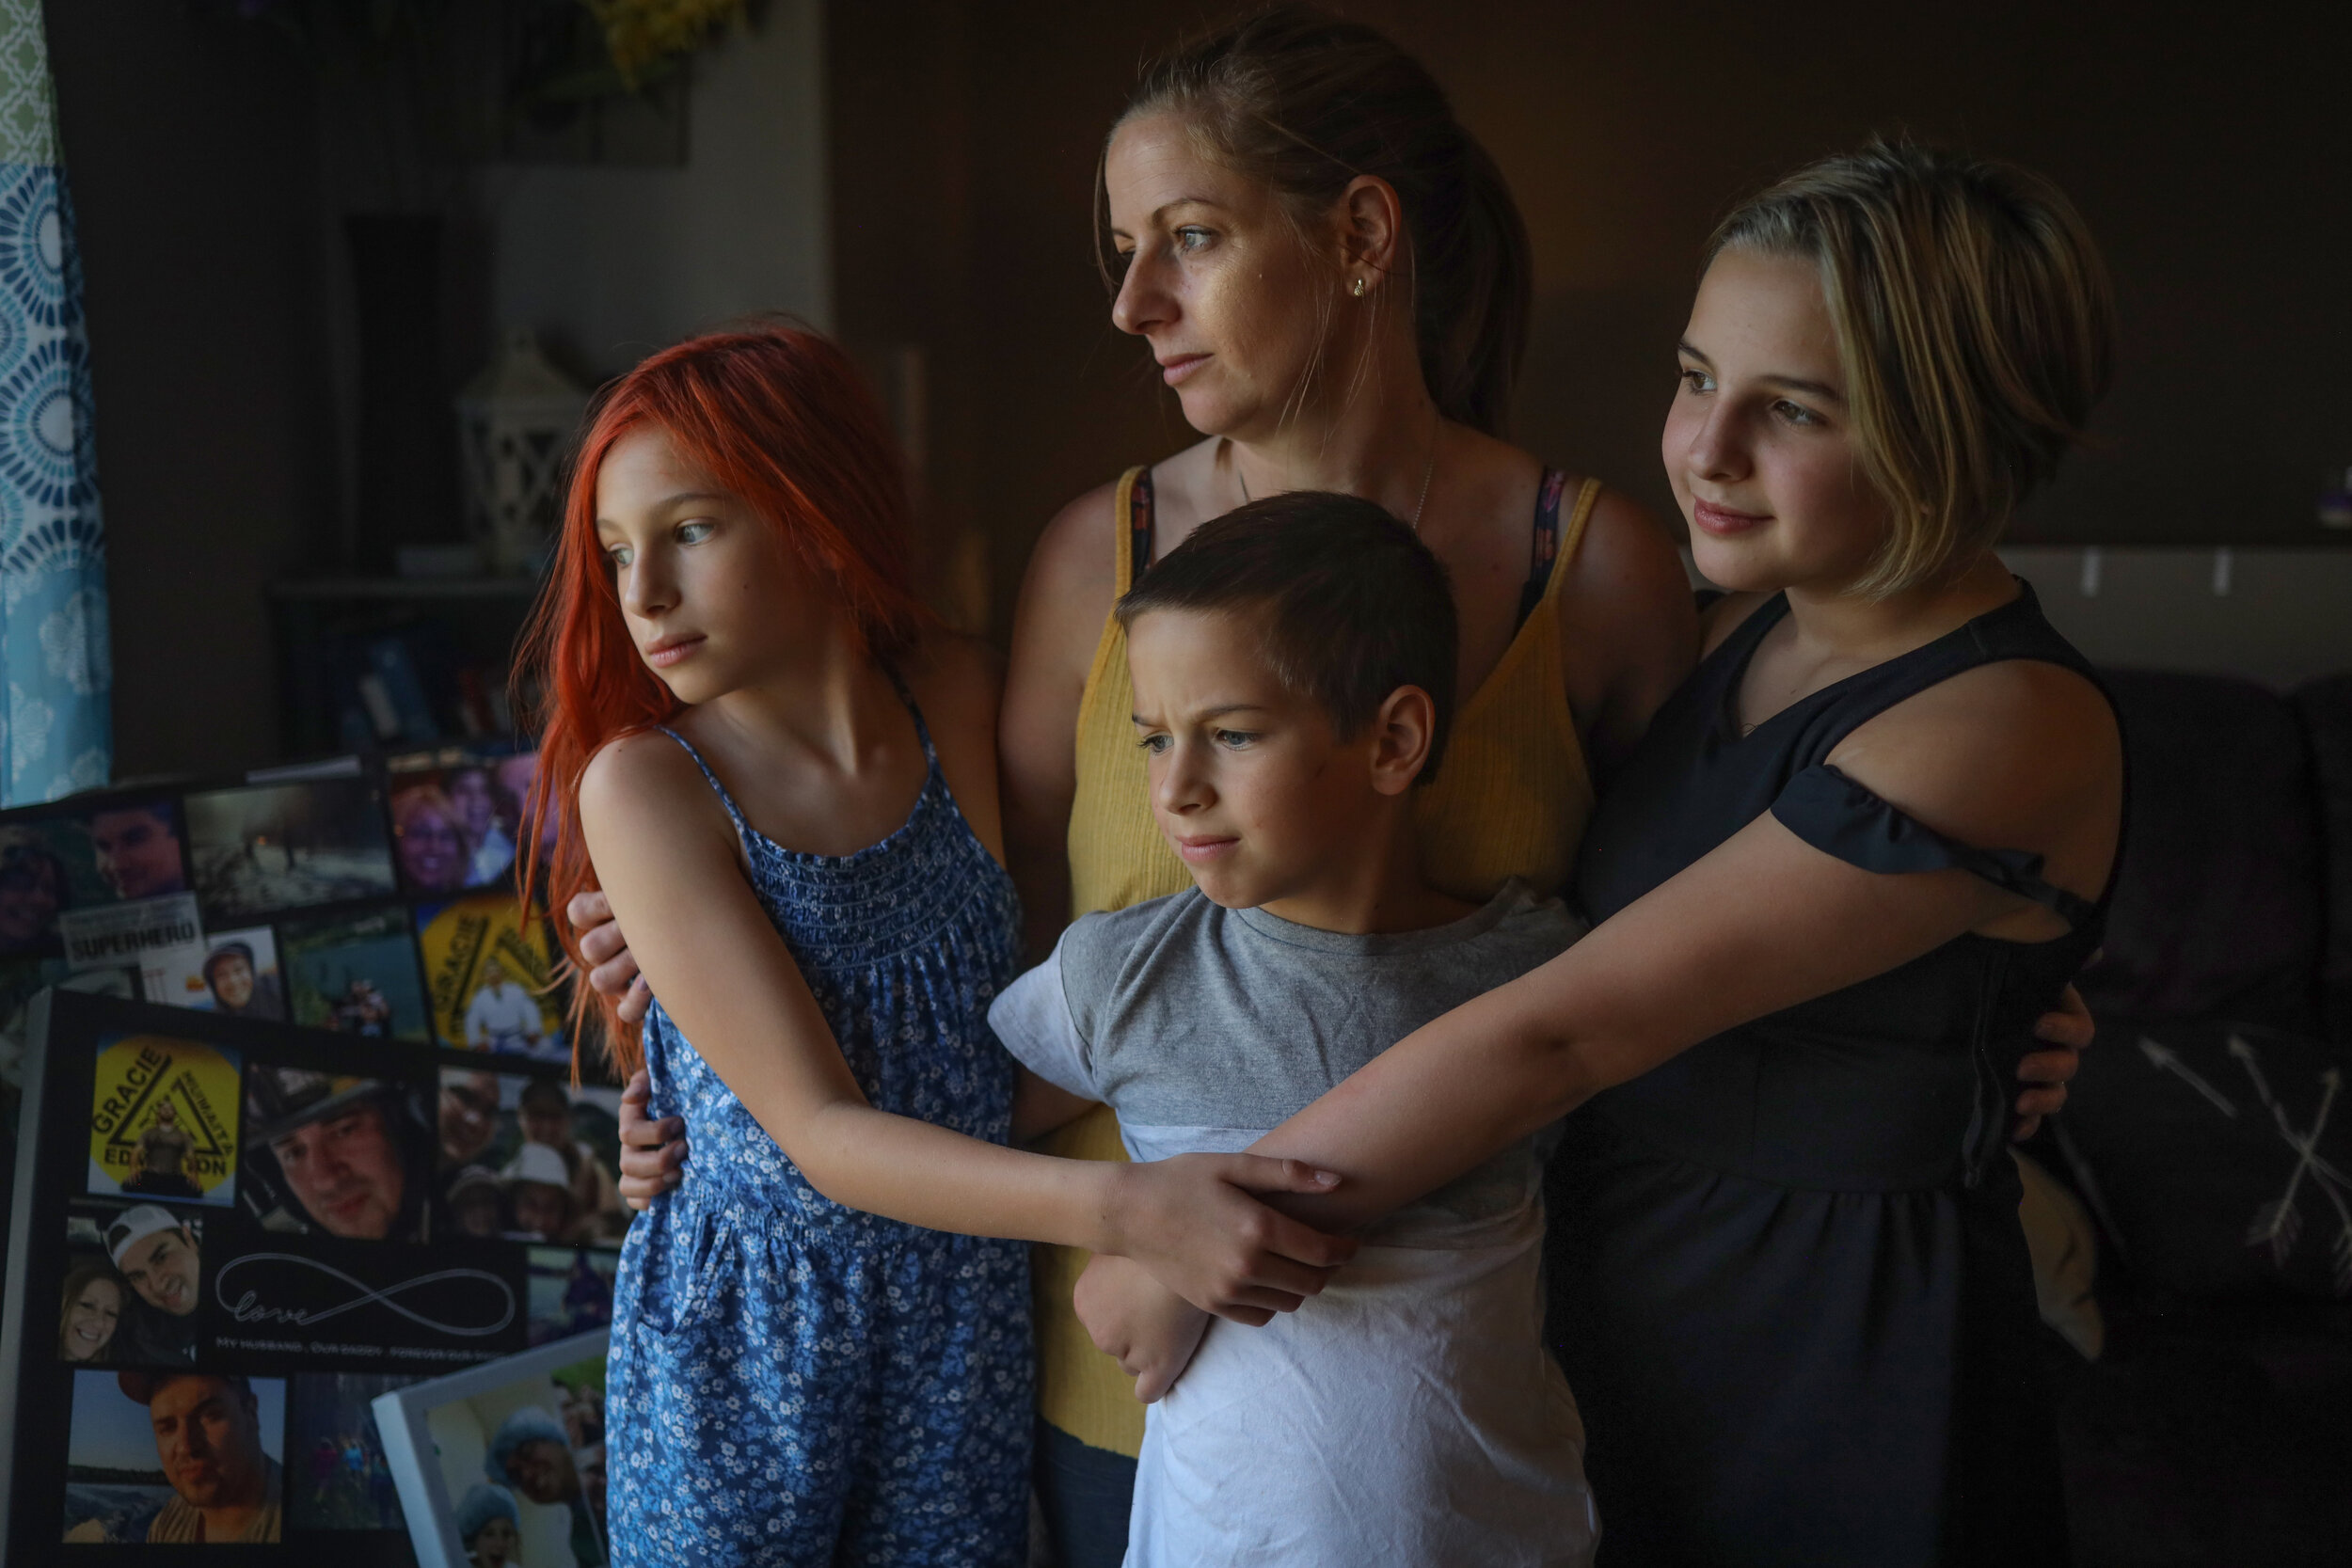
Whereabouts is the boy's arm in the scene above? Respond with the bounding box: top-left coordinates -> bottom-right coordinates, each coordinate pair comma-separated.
1074,1254 -> 1212,1403
581,734 -> 1356,1317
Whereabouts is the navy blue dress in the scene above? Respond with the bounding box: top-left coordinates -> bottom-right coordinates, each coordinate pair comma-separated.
605,694 -> 1032,1566
1550,583 -> 2111,1567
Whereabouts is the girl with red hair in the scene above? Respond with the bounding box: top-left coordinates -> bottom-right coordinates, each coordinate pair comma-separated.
516,324 -> 1349,1564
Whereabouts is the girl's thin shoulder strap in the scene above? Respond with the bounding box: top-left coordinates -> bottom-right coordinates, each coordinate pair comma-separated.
880,665 -> 943,768
655,726 -> 751,835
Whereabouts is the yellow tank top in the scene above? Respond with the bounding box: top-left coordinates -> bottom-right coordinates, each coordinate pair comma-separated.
1036,463 -> 1602,1454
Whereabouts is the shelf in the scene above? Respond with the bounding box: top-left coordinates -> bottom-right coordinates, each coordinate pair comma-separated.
268,576 -> 546,602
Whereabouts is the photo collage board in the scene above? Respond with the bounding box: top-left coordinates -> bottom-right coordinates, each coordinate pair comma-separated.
0,748 -> 624,1563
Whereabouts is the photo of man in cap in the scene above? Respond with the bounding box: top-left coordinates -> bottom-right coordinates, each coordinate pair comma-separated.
102,1371 -> 281,1544
101,1204 -> 202,1364
244,1069 -> 427,1242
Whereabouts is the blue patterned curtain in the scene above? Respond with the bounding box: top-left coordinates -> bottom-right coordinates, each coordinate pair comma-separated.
0,0 -> 106,804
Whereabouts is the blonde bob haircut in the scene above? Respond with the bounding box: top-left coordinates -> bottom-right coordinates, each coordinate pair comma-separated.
1708,139 -> 2116,597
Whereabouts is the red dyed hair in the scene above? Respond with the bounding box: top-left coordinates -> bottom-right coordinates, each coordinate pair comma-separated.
514,323 -> 931,1080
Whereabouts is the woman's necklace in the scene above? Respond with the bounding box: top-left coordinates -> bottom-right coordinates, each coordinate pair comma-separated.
1230,422 -> 1439,531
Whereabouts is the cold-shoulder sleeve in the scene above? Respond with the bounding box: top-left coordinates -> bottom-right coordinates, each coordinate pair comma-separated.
1770,764 -> 2097,929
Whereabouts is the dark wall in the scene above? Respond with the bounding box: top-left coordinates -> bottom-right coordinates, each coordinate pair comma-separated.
832,1 -> 2352,639
47,2 -> 337,778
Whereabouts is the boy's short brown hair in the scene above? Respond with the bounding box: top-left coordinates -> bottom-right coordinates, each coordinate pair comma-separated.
1710,138 -> 2115,596
1115,491 -> 1459,778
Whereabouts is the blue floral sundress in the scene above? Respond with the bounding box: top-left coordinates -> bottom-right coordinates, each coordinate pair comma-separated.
606,689 -> 1031,1566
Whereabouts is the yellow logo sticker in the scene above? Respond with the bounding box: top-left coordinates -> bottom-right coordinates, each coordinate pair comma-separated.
88,1033 -> 243,1206
417,894 -> 564,1058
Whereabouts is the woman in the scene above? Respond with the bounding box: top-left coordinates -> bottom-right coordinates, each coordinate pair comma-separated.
57,1261 -> 122,1362
580,11 -> 2090,1561
390,784 -> 469,895
1169,140 -> 2122,1564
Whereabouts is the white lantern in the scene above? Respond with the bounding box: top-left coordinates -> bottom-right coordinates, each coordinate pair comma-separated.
455,328 -> 589,574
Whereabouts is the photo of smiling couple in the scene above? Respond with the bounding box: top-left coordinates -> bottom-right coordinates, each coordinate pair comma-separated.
514,8 -> 2117,1565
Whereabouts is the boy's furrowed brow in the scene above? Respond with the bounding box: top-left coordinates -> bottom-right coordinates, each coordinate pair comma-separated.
1132,703 -> 1270,726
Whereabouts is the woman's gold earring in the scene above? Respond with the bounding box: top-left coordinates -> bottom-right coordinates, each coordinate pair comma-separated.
1353,277 -> 1366,297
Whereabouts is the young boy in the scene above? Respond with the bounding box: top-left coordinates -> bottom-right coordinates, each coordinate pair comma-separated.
988,492 -> 1597,1567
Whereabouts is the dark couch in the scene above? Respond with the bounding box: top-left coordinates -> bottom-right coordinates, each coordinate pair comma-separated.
2039,670 -> 2352,1567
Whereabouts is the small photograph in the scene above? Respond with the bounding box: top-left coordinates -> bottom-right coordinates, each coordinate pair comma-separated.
61,1199 -> 205,1367
281,903 -> 430,1041
496,750 -> 556,876
0,800 -> 188,956
421,1353 -> 607,1566
0,956 -> 133,1087
288,1372 -> 415,1532
63,1369 -> 286,1544
417,893 -> 566,1060
87,1032 -> 241,1208
390,763 -> 520,894
244,1068 -> 434,1243
437,1069 -> 628,1244
141,925 -> 288,1022
56,893 -> 210,1011
527,1248 -> 619,1347
185,776 -> 396,921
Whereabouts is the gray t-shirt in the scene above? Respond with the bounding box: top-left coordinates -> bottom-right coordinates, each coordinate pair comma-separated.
1060,880 -> 1576,1121
990,880 -> 1598,1567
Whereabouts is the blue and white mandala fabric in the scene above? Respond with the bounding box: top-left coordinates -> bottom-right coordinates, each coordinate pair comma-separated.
0,0 -> 106,805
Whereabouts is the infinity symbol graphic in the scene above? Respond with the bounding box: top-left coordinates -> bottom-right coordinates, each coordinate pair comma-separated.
215,1252 -> 516,1338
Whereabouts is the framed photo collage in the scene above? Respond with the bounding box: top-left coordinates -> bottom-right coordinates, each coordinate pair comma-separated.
0,747 -> 623,1563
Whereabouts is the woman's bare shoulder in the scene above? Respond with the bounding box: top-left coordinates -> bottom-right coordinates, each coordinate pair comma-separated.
1025,476 -> 1125,604
1560,487 -> 1696,637
1544,482 -> 1698,762
1008,449 -> 1198,695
